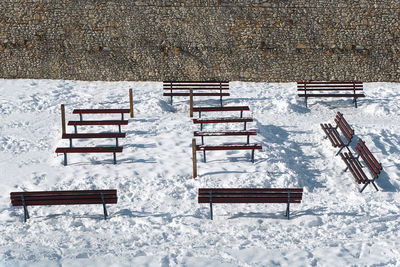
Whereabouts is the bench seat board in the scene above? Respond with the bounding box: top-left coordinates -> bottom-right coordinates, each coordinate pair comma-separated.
196,144 -> 262,151
298,94 -> 365,98
55,147 -> 123,153
163,93 -> 230,97
194,130 -> 257,136
73,109 -> 130,114
193,106 -> 250,112
62,133 -> 126,139
193,117 -> 253,123
68,120 -> 129,126
163,87 -> 229,90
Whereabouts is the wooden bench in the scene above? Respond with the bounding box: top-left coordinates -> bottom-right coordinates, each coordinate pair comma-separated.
196,143 -> 262,163
321,112 -> 354,155
10,189 -> 117,222
198,188 -> 303,220
55,146 -> 123,166
340,138 -> 382,192
62,133 -> 126,147
163,81 -> 230,105
68,120 -> 129,133
194,130 -> 257,145
297,81 -> 365,108
73,109 -> 131,121
192,106 -> 250,118
193,117 -> 253,131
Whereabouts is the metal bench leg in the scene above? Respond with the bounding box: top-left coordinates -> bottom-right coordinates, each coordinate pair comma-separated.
286,190 -> 291,219
209,189 -> 213,220
354,98 -> 358,108
371,181 -> 379,191
170,96 -> 173,105
201,136 -> 204,145
100,192 -> 108,220
244,122 -> 247,130
200,123 -> 203,131
113,153 -> 116,164
21,193 -> 29,222
63,153 -> 68,166
203,151 -> 206,163
220,96 -> 223,107
359,183 -> 369,193
79,114 -> 82,121
240,110 -> 243,118
69,138 -> 72,148
74,125 -> 77,134
116,138 -> 119,147
251,149 -> 255,163
247,135 -> 250,144
199,111 -> 201,118
305,97 -> 308,108
118,125 -> 121,133
121,113 -> 124,120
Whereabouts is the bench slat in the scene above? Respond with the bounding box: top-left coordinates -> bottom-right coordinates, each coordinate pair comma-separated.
193,117 -> 253,124
298,94 -> 365,98
164,81 -> 229,83
163,87 -> 229,90
199,188 -> 303,193
298,82 -> 362,85
198,198 -> 302,204
163,93 -> 230,97
194,130 -> 257,136
55,147 -> 123,153
73,109 -> 130,114
193,106 -> 250,112
340,152 -> 369,184
196,144 -> 262,151
62,133 -> 126,139
68,120 -> 129,126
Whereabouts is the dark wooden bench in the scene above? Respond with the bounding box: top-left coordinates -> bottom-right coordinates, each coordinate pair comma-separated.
68,120 -> 129,133
194,130 -> 257,145
55,146 -> 123,166
297,81 -> 365,108
73,109 -> 131,120
321,112 -> 354,155
62,133 -> 126,147
340,138 -> 382,192
193,117 -> 253,131
193,106 -> 250,118
163,81 -> 230,105
198,188 -> 303,220
10,189 -> 117,222
196,143 -> 262,163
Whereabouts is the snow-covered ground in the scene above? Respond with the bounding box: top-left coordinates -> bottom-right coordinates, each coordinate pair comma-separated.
0,79 -> 400,266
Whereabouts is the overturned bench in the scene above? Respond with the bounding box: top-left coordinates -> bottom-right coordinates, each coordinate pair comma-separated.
163,81 -> 230,106
198,188 -> 303,220
298,81 -> 365,108
321,111 -> 354,155
340,138 -> 382,192
55,146 -> 123,166
10,189 -> 118,222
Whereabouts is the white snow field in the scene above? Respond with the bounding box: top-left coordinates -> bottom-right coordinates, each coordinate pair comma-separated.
0,79 -> 400,266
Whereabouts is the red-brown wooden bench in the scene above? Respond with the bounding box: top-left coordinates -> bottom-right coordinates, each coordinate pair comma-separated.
321,112 -> 354,155
68,120 -> 129,133
298,81 -> 365,108
198,188 -> 303,220
55,146 -> 123,166
62,133 -> 126,147
195,143 -> 262,163
192,106 -> 250,118
163,81 -> 230,106
340,138 -> 382,192
194,130 -> 257,145
10,189 -> 117,222
193,117 -> 253,131
73,109 -> 131,120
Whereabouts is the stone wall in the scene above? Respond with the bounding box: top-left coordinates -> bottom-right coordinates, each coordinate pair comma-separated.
0,0 -> 399,81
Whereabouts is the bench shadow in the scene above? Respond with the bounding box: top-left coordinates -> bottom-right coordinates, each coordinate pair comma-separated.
254,121 -> 324,190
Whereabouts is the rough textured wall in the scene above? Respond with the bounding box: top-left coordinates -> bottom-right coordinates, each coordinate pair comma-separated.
0,0 -> 399,81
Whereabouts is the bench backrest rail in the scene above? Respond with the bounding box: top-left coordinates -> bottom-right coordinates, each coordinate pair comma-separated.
10,190 -> 117,222
198,188 -> 303,220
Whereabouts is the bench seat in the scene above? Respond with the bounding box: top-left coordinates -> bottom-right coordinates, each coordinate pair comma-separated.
10,189 -> 117,222
193,117 -> 253,131
198,188 -> 303,220
193,106 -> 250,118
321,112 -> 354,155
297,81 -> 365,108
55,146 -> 123,166
68,120 -> 128,133
194,130 -> 257,144
73,109 -> 131,120
62,133 -> 126,147
195,143 -> 262,163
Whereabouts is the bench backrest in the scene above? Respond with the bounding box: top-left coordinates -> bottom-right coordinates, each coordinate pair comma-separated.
355,139 -> 382,179
198,188 -> 303,203
340,151 -> 370,184
10,190 -> 118,206
297,82 -> 363,94
335,112 -> 354,142
163,81 -> 229,91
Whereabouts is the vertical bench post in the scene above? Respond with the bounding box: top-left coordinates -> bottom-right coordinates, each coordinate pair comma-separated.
61,104 -> 66,135
192,139 -> 197,179
304,83 -> 308,108
21,193 -> 29,222
251,149 -> 255,163
129,88 -> 134,118
353,82 -> 358,108
286,189 -> 291,220
63,153 -> 68,166
190,89 -> 194,118
209,189 -> 213,220
113,153 -> 117,165
100,192 -> 108,220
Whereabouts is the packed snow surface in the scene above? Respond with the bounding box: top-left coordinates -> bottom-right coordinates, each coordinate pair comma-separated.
0,80 -> 400,266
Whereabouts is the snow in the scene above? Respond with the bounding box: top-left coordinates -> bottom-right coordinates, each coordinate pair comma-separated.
0,79 -> 400,266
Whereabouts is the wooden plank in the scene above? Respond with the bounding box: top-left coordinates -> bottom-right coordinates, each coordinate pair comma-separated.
73,109 -> 130,114
199,188 -> 303,193
163,93 -> 230,97
193,117 -> 253,124
196,144 -> 262,151
62,133 -> 126,139
298,94 -> 365,97
198,198 -> 302,204
194,130 -> 257,137
68,120 -> 129,126
297,88 -> 363,91
163,81 -> 229,84
297,82 -> 362,85
55,147 -> 123,153
193,106 -> 250,112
